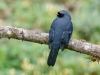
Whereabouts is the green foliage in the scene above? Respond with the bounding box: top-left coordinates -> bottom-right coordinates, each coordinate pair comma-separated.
0,0 -> 100,75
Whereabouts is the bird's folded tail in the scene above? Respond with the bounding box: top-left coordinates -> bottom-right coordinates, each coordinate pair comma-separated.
47,44 -> 60,66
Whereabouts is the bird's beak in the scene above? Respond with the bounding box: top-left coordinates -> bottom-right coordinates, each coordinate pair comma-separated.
55,12 -> 59,16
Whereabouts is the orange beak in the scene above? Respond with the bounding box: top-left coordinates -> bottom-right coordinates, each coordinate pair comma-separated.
55,12 -> 59,16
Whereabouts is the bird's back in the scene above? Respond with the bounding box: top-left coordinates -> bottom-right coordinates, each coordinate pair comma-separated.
51,17 -> 72,43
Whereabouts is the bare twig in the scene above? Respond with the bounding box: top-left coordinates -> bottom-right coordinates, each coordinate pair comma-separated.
0,26 -> 100,59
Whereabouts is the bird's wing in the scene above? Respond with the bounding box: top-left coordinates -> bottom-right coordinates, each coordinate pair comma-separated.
49,28 -> 54,43
49,28 -> 54,49
60,22 -> 73,50
60,31 -> 72,51
61,31 -> 72,44
49,19 -> 57,49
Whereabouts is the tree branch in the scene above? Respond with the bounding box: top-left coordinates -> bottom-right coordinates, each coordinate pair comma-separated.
0,26 -> 100,59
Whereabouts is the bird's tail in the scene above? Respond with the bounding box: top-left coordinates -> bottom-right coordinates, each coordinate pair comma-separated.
47,44 -> 59,66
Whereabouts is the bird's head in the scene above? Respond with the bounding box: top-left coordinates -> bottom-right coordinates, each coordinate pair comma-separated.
56,10 -> 71,19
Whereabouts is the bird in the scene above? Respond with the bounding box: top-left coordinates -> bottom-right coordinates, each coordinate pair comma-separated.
47,10 -> 73,66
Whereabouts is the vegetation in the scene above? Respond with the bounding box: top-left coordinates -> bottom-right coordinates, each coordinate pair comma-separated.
0,0 -> 100,75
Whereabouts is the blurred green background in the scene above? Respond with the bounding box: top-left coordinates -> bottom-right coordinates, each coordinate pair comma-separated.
0,0 -> 100,75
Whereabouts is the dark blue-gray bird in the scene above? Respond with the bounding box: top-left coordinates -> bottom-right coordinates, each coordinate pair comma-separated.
47,10 -> 73,66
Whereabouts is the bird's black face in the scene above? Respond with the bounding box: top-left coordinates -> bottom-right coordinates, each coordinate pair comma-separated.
56,10 -> 71,19
56,12 -> 64,18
